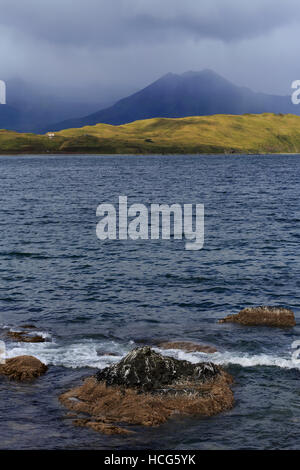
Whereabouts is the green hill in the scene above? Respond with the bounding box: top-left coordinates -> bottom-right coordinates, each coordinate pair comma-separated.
1,113 -> 300,155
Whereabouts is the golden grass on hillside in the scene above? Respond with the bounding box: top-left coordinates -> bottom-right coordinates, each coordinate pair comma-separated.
1,113 -> 300,154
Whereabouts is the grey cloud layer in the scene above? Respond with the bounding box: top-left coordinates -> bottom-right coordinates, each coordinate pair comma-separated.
0,0 -> 299,100
1,0 -> 299,45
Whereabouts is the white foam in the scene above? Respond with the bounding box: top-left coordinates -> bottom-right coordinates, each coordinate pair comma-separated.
2,326 -> 299,371
155,347 -> 300,370
4,338 -> 132,369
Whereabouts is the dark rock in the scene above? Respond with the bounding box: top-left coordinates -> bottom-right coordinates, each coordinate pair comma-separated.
96,346 -> 220,392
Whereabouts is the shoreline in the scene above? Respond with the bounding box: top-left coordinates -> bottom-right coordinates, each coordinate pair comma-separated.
1,152 -> 300,157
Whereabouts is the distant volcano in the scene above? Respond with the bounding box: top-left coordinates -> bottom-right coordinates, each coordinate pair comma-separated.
47,69 -> 297,132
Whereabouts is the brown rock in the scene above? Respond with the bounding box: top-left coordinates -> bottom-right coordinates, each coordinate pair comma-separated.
73,419 -> 133,435
0,356 -> 48,381
7,331 -> 45,343
219,306 -> 296,328
60,347 -> 234,436
157,341 -> 217,354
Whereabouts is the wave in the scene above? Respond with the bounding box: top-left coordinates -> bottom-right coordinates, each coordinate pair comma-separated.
154,347 -> 300,371
2,335 -> 300,371
4,338 -> 133,369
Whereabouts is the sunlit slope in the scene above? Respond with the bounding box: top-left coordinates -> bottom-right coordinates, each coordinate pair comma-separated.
2,113 -> 300,154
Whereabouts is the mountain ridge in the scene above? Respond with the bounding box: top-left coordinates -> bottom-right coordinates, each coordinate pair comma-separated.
46,70 -> 298,132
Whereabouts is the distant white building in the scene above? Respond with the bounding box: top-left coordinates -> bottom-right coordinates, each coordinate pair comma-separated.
47,132 -> 55,139
0,80 -> 6,105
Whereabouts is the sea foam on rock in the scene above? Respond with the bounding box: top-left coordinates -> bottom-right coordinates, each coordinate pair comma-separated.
60,347 -> 234,435
219,306 -> 296,328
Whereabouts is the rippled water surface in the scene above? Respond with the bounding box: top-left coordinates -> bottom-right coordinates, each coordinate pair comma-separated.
0,154 -> 299,449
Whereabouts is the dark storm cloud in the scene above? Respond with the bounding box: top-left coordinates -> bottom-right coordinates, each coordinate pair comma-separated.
0,0 -> 299,101
1,0 -> 299,45
129,1 -> 300,43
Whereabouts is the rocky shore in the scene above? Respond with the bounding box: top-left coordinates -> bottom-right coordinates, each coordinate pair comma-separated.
1,305 -> 297,438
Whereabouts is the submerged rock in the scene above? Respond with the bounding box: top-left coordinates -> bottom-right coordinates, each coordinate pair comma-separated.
73,419 -> 133,436
7,331 -> 45,343
60,347 -> 234,435
157,341 -> 217,354
96,349 -> 119,357
219,306 -> 296,328
6,325 -> 46,343
0,356 -> 48,381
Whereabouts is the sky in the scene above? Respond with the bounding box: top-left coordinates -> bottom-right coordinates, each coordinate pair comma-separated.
0,0 -> 300,104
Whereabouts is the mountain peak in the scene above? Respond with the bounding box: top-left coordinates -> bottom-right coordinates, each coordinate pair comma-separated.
182,69 -> 215,76
161,72 -> 178,79
46,70 -> 298,132
181,69 -> 222,78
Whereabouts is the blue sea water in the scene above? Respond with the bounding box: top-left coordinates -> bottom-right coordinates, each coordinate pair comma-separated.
0,153 -> 299,450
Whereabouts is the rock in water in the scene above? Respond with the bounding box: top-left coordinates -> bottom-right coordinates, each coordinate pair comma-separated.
7,331 -> 45,343
0,356 -> 48,381
157,341 -> 217,354
60,347 -> 234,435
96,346 -> 219,391
219,306 -> 296,327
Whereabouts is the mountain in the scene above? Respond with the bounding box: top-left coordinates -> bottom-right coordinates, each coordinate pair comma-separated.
48,70 -> 298,132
